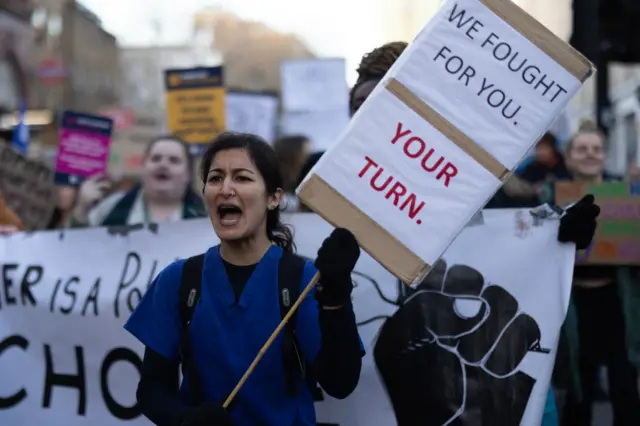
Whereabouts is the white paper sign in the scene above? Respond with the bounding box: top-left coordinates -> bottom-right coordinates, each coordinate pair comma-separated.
280,58 -> 350,112
391,0 -> 582,169
302,0 -> 589,268
0,211 -> 574,426
225,92 -> 279,143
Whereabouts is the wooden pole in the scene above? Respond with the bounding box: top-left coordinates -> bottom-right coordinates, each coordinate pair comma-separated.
222,271 -> 321,408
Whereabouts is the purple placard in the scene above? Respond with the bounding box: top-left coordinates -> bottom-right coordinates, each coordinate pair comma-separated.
54,111 -> 113,186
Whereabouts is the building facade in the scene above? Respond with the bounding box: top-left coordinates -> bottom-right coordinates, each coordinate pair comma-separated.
30,0 -> 119,113
0,1 -> 34,113
193,9 -> 315,93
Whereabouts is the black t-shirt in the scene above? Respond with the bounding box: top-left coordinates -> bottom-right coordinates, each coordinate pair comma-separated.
222,259 -> 256,301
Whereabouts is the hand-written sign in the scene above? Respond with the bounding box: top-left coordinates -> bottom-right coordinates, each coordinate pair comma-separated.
298,0 -> 592,285
0,144 -> 55,230
555,181 -> 640,265
164,67 -> 226,154
54,111 -> 113,186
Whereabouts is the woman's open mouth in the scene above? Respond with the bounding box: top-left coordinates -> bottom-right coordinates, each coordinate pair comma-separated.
154,172 -> 171,182
217,204 -> 242,226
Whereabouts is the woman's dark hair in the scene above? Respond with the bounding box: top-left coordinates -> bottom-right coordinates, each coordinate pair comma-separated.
273,135 -> 309,192
200,132 -> 295,252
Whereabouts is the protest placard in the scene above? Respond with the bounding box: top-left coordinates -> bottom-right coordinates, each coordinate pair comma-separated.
54,111 -> 114,186
225,92 -> 278,143
555,181 -> 640,265
0,144 -> 55,229
297,0 -> 594,284
164,66 -> 226,155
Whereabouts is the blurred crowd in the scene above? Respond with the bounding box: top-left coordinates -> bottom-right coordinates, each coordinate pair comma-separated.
1,40 -> 639,426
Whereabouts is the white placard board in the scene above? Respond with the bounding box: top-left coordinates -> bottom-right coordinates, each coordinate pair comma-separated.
280,58 -> 350,112
298,0 -> 592,280
225,92 -> 279,143
0,210 -> 574,426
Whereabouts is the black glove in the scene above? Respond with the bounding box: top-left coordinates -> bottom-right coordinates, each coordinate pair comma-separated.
314,228 -> 361,307
557,194 -> 600,250
181,402 -> 234,426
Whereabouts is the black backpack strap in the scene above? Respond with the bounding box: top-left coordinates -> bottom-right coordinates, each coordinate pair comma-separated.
278,251 -> 307,395
179,254 -> 205,405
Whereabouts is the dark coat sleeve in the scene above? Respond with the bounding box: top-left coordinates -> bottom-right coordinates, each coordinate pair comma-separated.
312,303 -> 363,399
137,347 -> 189,426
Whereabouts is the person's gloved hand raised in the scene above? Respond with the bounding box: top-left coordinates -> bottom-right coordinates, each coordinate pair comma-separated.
180,401 -> 234,426
558,194 -> 601,250
314,228 -> 361,307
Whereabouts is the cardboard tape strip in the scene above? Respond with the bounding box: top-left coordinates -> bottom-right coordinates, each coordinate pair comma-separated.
480,0 -> 593,81
386,78 -> 510,181
298,174 -> 431,285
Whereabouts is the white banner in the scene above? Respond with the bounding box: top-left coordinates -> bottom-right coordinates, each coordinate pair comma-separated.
0,210 -> 574,426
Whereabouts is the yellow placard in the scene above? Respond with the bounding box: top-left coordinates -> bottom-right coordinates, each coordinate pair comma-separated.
164,67 -> 226,150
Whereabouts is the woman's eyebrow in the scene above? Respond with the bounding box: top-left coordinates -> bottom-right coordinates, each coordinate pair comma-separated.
208,167 -> 255,174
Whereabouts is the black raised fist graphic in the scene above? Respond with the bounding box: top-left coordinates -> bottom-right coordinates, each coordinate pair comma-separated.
373,259 -> 549,426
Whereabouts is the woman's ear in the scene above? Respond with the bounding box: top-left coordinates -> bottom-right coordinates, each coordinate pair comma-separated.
268,188 -> 284,210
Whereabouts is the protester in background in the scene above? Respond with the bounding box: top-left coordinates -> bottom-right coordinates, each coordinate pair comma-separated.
349,41 -> 407,117
125,132 -> 363,426
0,192 -> 24,235
273,135 -> 311,212
47,185 -> 78,229
552,124 -> 640,426
71,135 -> 206,227
519,132 -> 571,185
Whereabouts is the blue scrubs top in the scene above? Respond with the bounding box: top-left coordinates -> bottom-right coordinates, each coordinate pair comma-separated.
125,244 -> 349,426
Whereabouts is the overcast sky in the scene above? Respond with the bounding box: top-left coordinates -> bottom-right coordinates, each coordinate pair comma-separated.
80,0 -> 387,85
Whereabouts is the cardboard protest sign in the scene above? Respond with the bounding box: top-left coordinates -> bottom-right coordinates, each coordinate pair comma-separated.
54,111 -> 114,186
0,144 -> 55,229
297,0 -> 594,284
555,181 -> 640,265
164,66 -> 226,155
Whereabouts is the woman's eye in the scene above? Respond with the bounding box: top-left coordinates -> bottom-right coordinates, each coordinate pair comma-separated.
208,175 -> 222,182
236,176 -> 251,182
